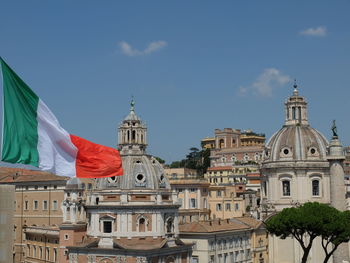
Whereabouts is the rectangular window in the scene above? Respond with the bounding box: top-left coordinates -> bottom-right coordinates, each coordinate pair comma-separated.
235,203 -> 239,211
190,198 -> 196,208
103,221 -> 112,233
217,190 -> 222,197
52,200 -> 58,210
282,180 -> 291,196
25,201 -> 29,210
312,180 -> 320,196
216,203 -> 222,211
43,201 -> 48,210
226,203 -> 231,211
190,188 -> 197,192
34,201 -> 38,210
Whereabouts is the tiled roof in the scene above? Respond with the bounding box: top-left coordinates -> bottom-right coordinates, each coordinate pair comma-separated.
234,217 -> 263,229
0,167 -> 69,183
114,237 -> 167,250
179,219 -> 250,233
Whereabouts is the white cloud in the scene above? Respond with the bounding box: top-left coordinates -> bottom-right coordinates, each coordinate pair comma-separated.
300,26 -> 327,37
119,41 -> 167,56
238,68 -> 290,97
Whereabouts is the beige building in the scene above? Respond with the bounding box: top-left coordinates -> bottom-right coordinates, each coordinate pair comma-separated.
201,128 -> 265,168
208,185 -> 245,219
0,185 -> 15,263
0,168 -> 94,263
0,169 -> 67,263
169,178 -> 210,223
205,165 -> 260,187
179,217 -> 267,263
165,168 -> 198,180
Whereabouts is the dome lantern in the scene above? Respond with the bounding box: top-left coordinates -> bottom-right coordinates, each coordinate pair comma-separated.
117,98 -> 147,155
284,82 -> 309,126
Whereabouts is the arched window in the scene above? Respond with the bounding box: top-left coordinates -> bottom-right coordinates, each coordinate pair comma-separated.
282,180 -> 290,196
312,180 -> 320,196
166,218 -> 174,233
292,107 -> 296,120
137,216 -> 148,232
132,130 -> 136,142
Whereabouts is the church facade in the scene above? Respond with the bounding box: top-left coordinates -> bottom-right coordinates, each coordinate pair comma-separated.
59,101 -> 193,263
260,84 -> 348,263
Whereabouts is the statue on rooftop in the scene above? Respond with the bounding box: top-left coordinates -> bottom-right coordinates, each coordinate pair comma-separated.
331,120 -> 338,138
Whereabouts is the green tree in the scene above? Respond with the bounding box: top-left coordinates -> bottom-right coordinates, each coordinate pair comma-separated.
320,209 -> 350,263
265,202 -> 330,263
266,202 -> 350,263
169,147 -> 211,176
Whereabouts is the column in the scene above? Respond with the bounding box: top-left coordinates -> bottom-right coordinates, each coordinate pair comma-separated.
184,189 -> 189,209
197,188 -> 201,209
152,213 -> 157,237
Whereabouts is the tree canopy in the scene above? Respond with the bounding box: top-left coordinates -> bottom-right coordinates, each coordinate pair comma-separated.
265,202 -> 350,263
169,147 -> 211,175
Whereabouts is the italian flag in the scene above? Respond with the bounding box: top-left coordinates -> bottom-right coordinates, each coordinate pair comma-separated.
0,58 -> 123,178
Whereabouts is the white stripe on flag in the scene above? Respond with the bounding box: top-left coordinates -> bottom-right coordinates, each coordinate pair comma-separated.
37,99 -> 77,177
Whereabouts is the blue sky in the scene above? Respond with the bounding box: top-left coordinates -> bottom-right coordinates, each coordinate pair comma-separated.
1,1 -> 350,163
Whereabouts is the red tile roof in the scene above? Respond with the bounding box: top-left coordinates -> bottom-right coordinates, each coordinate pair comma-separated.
0,167 -> 68,183
179,219 -> 250,233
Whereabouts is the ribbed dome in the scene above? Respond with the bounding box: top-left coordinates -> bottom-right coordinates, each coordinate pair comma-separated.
96,154 -> 170,190
124,109 -> 141,122
265,125 -> 329,162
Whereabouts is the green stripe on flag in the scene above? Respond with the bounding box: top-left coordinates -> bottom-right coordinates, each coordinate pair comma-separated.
1,58 -> 40,167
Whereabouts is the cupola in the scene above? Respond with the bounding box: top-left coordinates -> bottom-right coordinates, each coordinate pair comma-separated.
117,99 -> 147,155
284,81 -> 309,126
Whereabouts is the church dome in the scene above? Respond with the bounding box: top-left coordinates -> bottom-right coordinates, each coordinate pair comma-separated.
265,125 -> 328,162
96,154 -> 170,190
96,100 -> 170,190
264,83 -> 329,162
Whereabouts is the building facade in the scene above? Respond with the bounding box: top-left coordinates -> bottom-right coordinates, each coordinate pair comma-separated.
0,185 -> 15,263
63,102 -> 193,263
208,185 -> 245,219
0,170 -> 68,263
169,178 -> 210,223
179,217 -> 267,263
201,128 -> 265,168
261,84 -> 349,263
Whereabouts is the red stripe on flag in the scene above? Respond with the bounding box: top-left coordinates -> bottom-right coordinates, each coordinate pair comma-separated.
70,134 -> 123,178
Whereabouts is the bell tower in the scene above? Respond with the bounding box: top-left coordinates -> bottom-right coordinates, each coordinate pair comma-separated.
284,81 -> 309,126
118,99 -> 147,155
